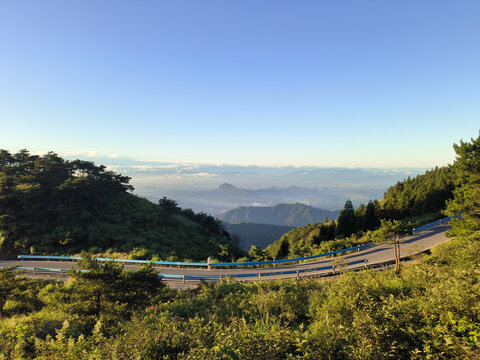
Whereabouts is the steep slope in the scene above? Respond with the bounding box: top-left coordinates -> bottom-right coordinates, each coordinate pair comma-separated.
380,166 -> 455,219
265,166 -> 458,260
0,150 -> 241,261
219,203 -> 340,227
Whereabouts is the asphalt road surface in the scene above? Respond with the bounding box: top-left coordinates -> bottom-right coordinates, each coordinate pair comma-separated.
0,223 -> 451,282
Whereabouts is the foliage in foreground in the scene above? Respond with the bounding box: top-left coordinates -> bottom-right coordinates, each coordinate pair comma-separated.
1,228 -> 480,359
2,132 -> 480,359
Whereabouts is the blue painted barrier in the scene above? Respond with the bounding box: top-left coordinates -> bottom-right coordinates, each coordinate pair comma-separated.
412,216 -> 452,234
18,244 -> 363,268
213,245 -> 363,267
157,259 -> 368,281
16,255 -> 82,261
16,216 -> 454,270
3,256 -> 370,281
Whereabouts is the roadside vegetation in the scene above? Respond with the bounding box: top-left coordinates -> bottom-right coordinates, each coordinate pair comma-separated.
1,221 -> 479,359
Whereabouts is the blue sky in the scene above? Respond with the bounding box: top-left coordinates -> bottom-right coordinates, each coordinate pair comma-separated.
1,1 -> 479,167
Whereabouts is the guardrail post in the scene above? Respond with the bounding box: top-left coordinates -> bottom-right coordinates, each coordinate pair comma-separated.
296,270 -> 299,279
182,275 -> 185,284
332,265 -> 336,275
258,273 -> 261,281
32,268 -> 35,276
364,259 -> 368,268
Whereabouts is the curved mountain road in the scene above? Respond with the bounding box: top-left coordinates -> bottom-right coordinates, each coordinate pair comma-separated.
0,223 -> 451,283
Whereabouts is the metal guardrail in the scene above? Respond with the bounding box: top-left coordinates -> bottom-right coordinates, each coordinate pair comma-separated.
9,219 -> 452,281
5,216 -> 455,283
2,258 -> 370,282
18,244 -> 364,268
16,255 -> 83,261
412,216 -> 453,234
213,245 -> 363,267
159,259 -> 369,282
0,265 -> 67,276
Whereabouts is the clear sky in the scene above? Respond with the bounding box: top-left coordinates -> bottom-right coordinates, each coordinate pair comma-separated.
1,1 -> 479,168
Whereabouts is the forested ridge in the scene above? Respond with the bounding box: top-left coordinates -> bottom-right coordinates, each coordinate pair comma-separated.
381,166 -> 456,219
0,150 -> 242,261
264,160 -> 457,260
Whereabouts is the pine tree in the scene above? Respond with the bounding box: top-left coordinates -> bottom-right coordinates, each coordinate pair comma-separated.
445,131 -> 480,234
376,219 -> 403,273
365,200 -> 379,230
336,200 -> 356,238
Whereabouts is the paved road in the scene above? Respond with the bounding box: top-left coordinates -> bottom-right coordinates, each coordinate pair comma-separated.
0,223 -> 451,281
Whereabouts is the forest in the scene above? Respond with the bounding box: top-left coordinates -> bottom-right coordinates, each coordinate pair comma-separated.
0,150 -> 242,261
0,131 -> 479,359
264,164 -> 457,260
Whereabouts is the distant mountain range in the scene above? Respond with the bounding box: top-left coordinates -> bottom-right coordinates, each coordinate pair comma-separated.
219,203 -> 340,227
221,222 -> 295,251
65,156 -> 424,216
66,156 -> 425,216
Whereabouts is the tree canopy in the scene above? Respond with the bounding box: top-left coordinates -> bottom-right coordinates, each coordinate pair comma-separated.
335,200 -> 356,238
0,150 -> 242,261
380,166 -> 455,219
445,131 -> 480,235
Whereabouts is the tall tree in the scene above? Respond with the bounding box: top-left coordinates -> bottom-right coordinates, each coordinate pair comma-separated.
376,219 -> 403,273
336,200 -> 356,238
354,203 -> 367,232
365,200 -> 380,230
445,131 -> 480,235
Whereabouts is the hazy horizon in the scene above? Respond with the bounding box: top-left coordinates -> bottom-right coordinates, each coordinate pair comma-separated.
44,152 -> 430,214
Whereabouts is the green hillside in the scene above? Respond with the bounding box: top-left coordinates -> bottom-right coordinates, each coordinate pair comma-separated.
265,220 -> 336,259
264,138 -> 466,260
380,166 -> 456,219
0,150 -> 242,261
